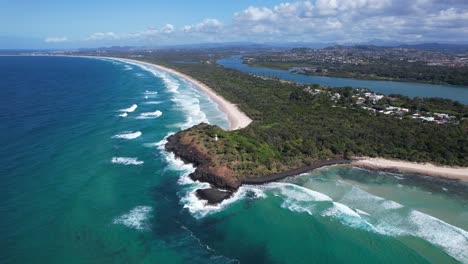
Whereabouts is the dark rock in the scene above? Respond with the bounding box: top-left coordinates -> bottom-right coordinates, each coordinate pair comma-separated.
165,129 -> 241,190
241,159 -> 351,185
196,188 -> 233,205
190,165 -> 241,190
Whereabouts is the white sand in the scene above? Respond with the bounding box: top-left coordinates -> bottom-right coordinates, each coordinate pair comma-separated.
353,157 -> 468,181
106,57 -> 252,130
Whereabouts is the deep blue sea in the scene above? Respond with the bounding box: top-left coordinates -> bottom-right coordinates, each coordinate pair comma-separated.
0,56 -> 467,263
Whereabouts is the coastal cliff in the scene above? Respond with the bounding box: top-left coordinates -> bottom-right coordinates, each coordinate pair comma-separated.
165,123 -> 352,204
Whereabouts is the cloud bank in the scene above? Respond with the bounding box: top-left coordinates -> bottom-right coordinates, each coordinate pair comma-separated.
80,0 -> 468,45
44,37 -> 68,43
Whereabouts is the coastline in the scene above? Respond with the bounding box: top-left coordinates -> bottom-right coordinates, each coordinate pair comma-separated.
78,56 -> 468,186
242,159 -> 351,184
103,57 -> 252,131
352,157 -> 468,182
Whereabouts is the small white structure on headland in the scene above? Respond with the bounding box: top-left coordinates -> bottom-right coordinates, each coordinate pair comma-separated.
214,134 -> 218,141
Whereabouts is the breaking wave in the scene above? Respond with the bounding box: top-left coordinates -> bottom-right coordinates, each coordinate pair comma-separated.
136,110 -> 162,119
112,131 -> 142,139
113,206 -> 152,231
119,104 -> 137,113
111,157 -> 144,165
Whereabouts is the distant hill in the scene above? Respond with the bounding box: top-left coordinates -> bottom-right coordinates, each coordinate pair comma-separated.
397,43 -> 468,53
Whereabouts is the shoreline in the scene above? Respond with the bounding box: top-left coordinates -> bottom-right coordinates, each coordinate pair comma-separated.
110,57 -> 468,183
17,55 -> 466,186
242,159 -> 351,184
351,157 -> 468,182
101,56 -> 252,131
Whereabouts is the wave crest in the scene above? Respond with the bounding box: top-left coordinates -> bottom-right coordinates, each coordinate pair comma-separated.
112,131 -> 142,139
119,104 -> 138,113
113,206 -> 152,231
111,157 -> 144,165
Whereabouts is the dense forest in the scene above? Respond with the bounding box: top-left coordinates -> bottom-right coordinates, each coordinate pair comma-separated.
111,51 -> 467,178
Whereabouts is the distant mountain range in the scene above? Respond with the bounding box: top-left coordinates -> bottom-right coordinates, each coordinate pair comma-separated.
2,40 -> 468,54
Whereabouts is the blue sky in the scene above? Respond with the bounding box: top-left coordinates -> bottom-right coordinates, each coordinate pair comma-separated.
1,0 -> 467,49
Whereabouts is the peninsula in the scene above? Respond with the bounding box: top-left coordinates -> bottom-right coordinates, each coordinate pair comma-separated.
100,53 -> 468,204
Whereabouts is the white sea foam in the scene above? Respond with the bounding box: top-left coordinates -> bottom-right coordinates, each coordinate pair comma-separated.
407,210 -> 468,263
180,184 -> 267,219
380,200 -> 404,210
171,93 -> 208,129
152,132 -> 264,219
113,206 -> 152,231
355,209 -> 371,216
144,101 -> 162,105
335,185 -> 468,262
123,65 -> 133,71
144,90 -> 158,95
112,131 -> 142,139
154,134 -> 195,173
111,157 -> 144,165
267,182 -> 333,202
120,59 -> 208,128
323,202 -> 362,218
118,112 -> 128,117
252,182 -> 377,230
136,110 -> 162,119
119,104 -> 138,113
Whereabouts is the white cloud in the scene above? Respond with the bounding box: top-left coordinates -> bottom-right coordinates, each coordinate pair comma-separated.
44,37 -> 67,43
85,32 -> 119,41
160,24 -> 175,34
79,0 -> 468,45
183,18 -> 223,33
230,0 -> 468,43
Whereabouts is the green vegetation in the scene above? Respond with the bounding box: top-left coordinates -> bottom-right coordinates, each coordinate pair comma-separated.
113,51 -> 467,178
249,60 -> 468,85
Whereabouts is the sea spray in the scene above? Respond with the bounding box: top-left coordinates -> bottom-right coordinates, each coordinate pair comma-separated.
119,104 -> 138,113
113,206 -> 152,231
111,157 -> 144,165
136,110 -> 162,119
112,131 -> 142,139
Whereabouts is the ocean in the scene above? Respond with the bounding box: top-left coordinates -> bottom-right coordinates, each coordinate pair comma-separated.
0,56 -> 466,263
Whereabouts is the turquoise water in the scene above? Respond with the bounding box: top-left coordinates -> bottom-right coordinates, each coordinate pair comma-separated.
1,56 -> 467,263
218,56 -> 468,104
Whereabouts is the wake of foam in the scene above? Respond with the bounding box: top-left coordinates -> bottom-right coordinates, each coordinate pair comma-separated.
334,185 -> 468,262
118,112 -> 128,117
123,65 -> 133,71
119,104 -> 138,113
111,157 -> 144,165
246,182 -> 376,230
407,210 -> 468,262
119,59 -> 209,129
112,131 -> 142,139
144,101 -> 162,105
180,183 -> 267,219
113,206 -> 152,231
136,110 -> 162,119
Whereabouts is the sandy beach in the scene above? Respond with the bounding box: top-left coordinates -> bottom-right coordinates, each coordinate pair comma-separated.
106,57 -> 252,131
353,157 -> 468,181
87,56 -> 468,182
